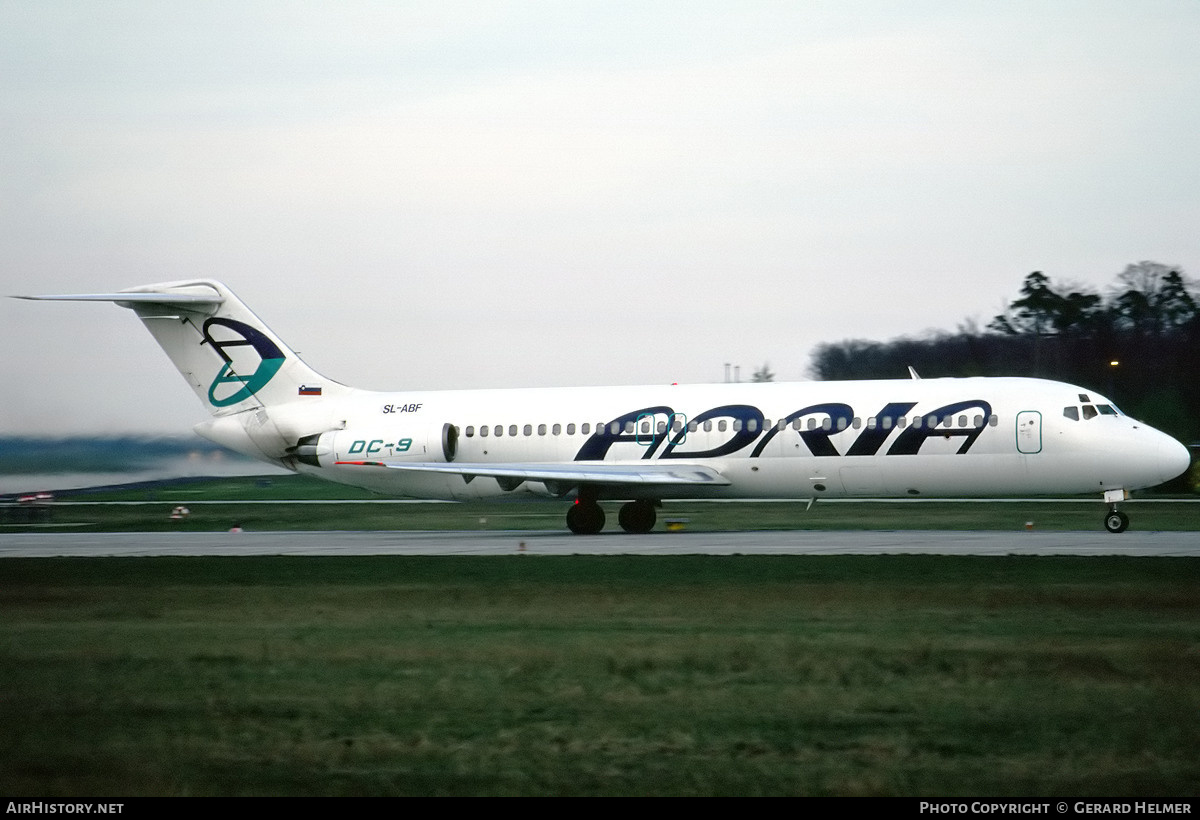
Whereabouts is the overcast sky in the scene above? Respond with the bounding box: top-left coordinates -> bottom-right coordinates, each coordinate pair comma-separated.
3,1 -> 1199,436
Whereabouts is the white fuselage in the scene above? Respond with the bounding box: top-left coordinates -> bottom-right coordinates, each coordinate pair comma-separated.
196,376 -> 1190,503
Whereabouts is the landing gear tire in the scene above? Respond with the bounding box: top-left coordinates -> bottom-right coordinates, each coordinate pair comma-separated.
1104,509 -> 1129,534
566,501 -> 605,535
618,500 -> 657,534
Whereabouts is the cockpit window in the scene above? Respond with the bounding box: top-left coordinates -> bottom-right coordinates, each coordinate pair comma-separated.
1063,406 -> 1080,421
1097,404 -> 1117,415
1082,405 -> 1098,420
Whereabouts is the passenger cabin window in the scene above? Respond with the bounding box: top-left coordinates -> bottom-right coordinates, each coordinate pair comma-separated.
465,425 -> 475,437
567,423 -> 576,435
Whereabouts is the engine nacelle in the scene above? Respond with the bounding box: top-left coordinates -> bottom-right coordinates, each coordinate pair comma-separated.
297,422 -> 459,468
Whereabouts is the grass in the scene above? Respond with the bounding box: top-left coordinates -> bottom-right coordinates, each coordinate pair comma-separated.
1,555 -> 1198,796
3,473 -> 1198,531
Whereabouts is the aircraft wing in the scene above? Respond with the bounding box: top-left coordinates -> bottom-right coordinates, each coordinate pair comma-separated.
335,460 -> 731,491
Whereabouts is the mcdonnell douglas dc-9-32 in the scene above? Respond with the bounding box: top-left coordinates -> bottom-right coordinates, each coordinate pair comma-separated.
19,280 -> 1191,534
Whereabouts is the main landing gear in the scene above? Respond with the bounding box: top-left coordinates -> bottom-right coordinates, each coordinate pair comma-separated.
565,492 -> 658,535
617,500 -> 657,534
566,499 -> 605,535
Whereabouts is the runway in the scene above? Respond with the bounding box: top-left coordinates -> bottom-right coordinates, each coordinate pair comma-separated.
2,529 -> 1198,557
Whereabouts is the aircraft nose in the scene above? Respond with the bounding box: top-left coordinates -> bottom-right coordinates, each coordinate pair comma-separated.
1159,435 -> 1192,484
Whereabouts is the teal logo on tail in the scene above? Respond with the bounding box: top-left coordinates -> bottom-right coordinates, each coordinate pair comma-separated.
201,318 -> 285,407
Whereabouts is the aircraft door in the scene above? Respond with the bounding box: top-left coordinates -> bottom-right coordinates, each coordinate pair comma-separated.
1016,411 -> 1042,454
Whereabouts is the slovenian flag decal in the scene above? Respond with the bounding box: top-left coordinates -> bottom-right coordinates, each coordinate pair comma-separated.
299,385 -> 322,396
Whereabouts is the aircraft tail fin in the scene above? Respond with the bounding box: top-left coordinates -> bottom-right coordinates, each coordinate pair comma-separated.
18,280 -> 349,417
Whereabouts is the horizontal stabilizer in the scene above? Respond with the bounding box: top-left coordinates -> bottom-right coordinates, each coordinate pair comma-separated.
15,292 -> 223,305
14,291 -> 225,312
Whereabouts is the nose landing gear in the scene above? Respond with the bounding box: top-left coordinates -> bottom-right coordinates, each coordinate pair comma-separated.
1104,508 -> 1130,533
1103,489 -> 1130,533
